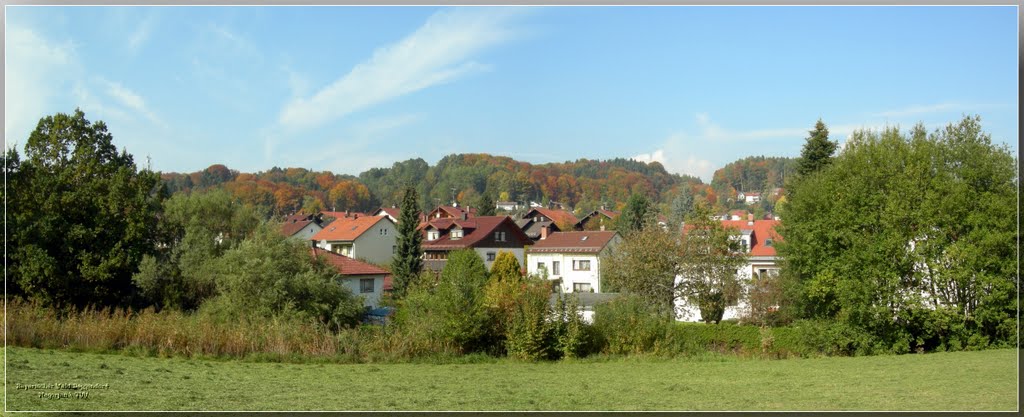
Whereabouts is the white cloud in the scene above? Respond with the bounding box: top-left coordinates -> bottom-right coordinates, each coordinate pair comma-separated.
277,7 -> 526,130
99,79 -> 164,126
872,102 -> 959,118
127,13 -> 156,52
4,26 -> 76,147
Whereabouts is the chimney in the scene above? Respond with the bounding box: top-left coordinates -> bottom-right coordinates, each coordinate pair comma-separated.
600,225 -> 605,231
345,209 -> 350,218
540,225 -> 549,240
461,212 -> 468,221
747,213 -> 754,226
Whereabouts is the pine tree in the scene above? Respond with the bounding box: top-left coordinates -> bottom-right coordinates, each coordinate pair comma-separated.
476,188 -> 497,216
391,186 -> 423,298
795,119 -> 838,177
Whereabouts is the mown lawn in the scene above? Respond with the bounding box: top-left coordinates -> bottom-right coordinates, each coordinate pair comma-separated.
4,346 -> 1018,411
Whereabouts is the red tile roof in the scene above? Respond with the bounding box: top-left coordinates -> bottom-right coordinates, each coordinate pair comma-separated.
376,207 -> 401,219
421,216 -> 530,250
312,215 -> 388,242
281,219 -> 316,237
427,205 -> 477,220
322,211 -> 369,219
719,219 -> 781,257
525,208 -> 580,226
528,231 -> 618,253
311,247 -> 389,276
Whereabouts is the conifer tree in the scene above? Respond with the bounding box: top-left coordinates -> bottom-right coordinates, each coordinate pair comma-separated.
391,186 -> 423,297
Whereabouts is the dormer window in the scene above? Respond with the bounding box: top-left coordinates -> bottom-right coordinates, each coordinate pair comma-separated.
765,238 -> 773,247
451,229 -> 463,239
427,230 -> 439,241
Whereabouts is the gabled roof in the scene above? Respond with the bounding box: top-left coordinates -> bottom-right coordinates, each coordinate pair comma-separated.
312,247 -> 389,276
427,205 -> 477,220
524,208 -> 579,226
528,231 -> 618,253
713,219 -> 781,257
422,216 -> 530,250
281,219 -> 318,237
516,218 -> 561,240
312,215 -> 389,242
375,207 -> 401,219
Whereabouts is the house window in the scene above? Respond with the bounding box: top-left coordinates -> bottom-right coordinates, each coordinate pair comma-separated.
552,261 -> 560,275
572,259 -> 591,271
487,252 -> 496,262
573,283 -> 592,292
380,228 -> 388,236
537,262 -> 546,272
495,231 -> 506,242
451,229 -> 463,239
392,245 -> 397,254
765,238 -> 773,247
360,279 -> 374,293
428,231 -> 439,241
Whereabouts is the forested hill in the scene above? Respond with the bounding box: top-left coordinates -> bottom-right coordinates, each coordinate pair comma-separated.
159,153 -> 709,216
710,156 -> 797,205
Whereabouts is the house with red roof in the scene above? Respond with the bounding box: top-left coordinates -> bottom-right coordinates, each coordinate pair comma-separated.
420,215 -> 532,272
675,214 -> 782,322
312,247 -> 390,309
527,231 -> 621,293
281,213 -> 324,241
425,205 -> 477,221
574,208 -> 620,231
523,207 -> 579,229
311,214 -> 397,265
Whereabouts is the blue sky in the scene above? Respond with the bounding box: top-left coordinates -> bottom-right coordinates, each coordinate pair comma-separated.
5,5 -> 1018,181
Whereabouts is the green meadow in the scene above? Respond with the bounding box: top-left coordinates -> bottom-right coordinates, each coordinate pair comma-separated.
5,346 -> 1017,411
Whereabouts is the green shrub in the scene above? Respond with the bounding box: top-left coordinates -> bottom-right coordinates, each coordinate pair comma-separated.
592,295 -> 673,355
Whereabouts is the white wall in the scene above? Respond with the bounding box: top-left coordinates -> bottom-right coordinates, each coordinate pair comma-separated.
673,257 -> 780,322
527,252 -> 602,293
326,218 -> 397,265
290,223 -> 323,241
476,247 -> 525,271
339,274 -> 386,309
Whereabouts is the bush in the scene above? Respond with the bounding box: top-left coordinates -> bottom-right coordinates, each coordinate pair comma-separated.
592,295 -> 673,355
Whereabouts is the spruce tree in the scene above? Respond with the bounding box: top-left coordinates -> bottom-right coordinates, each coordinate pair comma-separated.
391,186 -> 423,298
795,119 -> 838,177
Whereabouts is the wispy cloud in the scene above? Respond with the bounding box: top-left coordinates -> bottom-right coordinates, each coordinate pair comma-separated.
99,79 -> 164,127
282,113 -> 424,172
277,7 -> 528,130
127,12 -> 156,52
4,26 -> 76,147
872,102 -> 963,118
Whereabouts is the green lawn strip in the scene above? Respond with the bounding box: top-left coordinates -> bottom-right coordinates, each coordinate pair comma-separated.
5,347 -> 1017,411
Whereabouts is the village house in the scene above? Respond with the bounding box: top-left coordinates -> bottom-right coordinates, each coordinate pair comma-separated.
310,214 -> 397,265
516,207 -> 578,241
574,208 -> 620,231
675,214 -> 782,322
312,247 -> 390,309
420,215 -> 532,272
280,213 -> 324,241
737,191 -> 761,205
425,204 -> 477,220
495,201 -> 519,212
526,230 -> 621,294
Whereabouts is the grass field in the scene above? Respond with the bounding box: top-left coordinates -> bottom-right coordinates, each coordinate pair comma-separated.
4,346 -> 1018,411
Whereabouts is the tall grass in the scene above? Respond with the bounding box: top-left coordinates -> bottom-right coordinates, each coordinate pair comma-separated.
6,300 -> 365,361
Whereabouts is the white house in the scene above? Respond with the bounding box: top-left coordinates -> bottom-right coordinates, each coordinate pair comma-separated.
281,213 -> 323,241
527,230 -> 621,293
496,201 -> 519,211
420,215 -> 533,272
675,218 -> 781,322
737,191 -> 761,205
311,214 -> 397,265
312,247 -> 390,309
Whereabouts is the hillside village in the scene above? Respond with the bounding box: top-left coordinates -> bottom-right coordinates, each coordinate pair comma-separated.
281,190 -> 781,323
